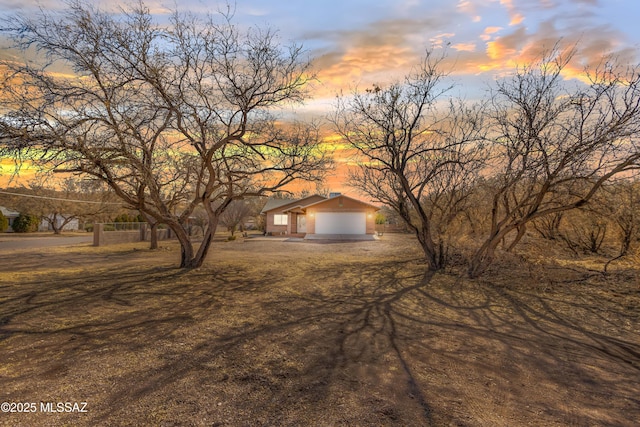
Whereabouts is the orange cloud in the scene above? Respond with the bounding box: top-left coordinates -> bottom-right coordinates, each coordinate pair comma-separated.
306,14 -> 449,96
313,44 -> 416,98
451,43 -> 477,53
480,26 -> 503,41
484,26 -> 526,64
500,0 -> 525,26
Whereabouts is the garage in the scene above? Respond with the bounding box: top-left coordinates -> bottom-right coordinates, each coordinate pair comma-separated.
314,212 -> 366,235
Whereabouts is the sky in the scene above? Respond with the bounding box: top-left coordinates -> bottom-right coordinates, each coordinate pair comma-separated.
1,0 -> 640,192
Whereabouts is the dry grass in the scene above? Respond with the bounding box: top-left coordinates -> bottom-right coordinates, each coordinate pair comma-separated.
0,234 -> 638,426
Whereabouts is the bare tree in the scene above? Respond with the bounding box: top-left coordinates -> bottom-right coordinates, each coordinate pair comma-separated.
602,179 -> 640,271
467,46 -> 640,277
0,2 -> 329,267
218,200 -> 251,236
332,51 -> 487,270
559,206 -> 608,255
532,212 -> 564,241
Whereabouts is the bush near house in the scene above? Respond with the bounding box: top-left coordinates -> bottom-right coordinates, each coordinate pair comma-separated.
12,213 -> 40,233
0,212 -> 8,232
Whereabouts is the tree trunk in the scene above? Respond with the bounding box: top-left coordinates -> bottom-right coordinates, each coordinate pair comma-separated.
396,205 -> 443,271
191,229 -> 214,268
149,222 -> 158,250
468,225 -> 516,278
415,225 -> 443,271
164,220 -> 196,268
139,212 -> 160,250
189,215 -> 220,268
168,217 -> 218,269
505,224 -> 526,252
51,220 -> 62,234
178,237 -> 196,268
468,242 -> 497,278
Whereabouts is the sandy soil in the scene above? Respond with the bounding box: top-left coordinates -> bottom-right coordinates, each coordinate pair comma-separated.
0,234 -> 638,426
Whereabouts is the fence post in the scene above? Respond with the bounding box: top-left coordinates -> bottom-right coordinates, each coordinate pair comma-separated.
93,223 -> 104,246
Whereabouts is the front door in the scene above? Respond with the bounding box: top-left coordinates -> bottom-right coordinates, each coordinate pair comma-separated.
297,215 -> 307,233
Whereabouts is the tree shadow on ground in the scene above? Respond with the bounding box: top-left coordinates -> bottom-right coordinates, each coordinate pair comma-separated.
0,247 -> 638,426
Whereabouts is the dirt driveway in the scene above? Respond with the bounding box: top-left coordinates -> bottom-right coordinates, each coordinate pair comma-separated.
0,235 -> 638,426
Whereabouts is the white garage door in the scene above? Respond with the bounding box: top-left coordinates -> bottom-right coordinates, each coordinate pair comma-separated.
315,212 -> 366,234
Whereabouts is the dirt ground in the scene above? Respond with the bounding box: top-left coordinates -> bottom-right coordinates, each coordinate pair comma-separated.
0,234 -> 638,426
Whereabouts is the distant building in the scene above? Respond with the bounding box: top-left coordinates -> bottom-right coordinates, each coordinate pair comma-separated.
39,214 -> 80,232
0,206 -> 20,232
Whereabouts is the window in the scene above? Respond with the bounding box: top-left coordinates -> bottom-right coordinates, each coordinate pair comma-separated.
273,214 -> 288,225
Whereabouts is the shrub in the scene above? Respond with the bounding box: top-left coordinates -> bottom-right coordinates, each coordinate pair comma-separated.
113,213 -> 130,223
0,212 -> 8,232
114,213 -> 143,223
12,213 -> 39,233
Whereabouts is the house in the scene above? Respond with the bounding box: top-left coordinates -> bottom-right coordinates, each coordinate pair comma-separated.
39,214 -> 80,232
261,193 -> 379,238
0,206 -> 20,232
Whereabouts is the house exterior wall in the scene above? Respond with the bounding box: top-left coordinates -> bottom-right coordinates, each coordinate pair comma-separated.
265,211 -> 304,235
265,212 -> 288,235
6,215 -> 18,232
306,196 -> 377,235
289,212 -> 296,234
264,195 -> 326,235
0,206 -> 19,232
264,195 -> 378,235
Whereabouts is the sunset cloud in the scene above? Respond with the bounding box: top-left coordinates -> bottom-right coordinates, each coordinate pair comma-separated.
486,26 -> 527,61
306,15 -> 447,97
500,0 -> 525,26
0,0 -> 635,94
313,43 -> 417,98
451,43 -> 477,52
480,26 -> 503,41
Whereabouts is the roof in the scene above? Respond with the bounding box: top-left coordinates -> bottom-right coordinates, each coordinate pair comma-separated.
261,194 -> 380,214
0,206 -> 20,217
260,198 -> 298,214
303,194 -> 380,210
260,194 -> 327,214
